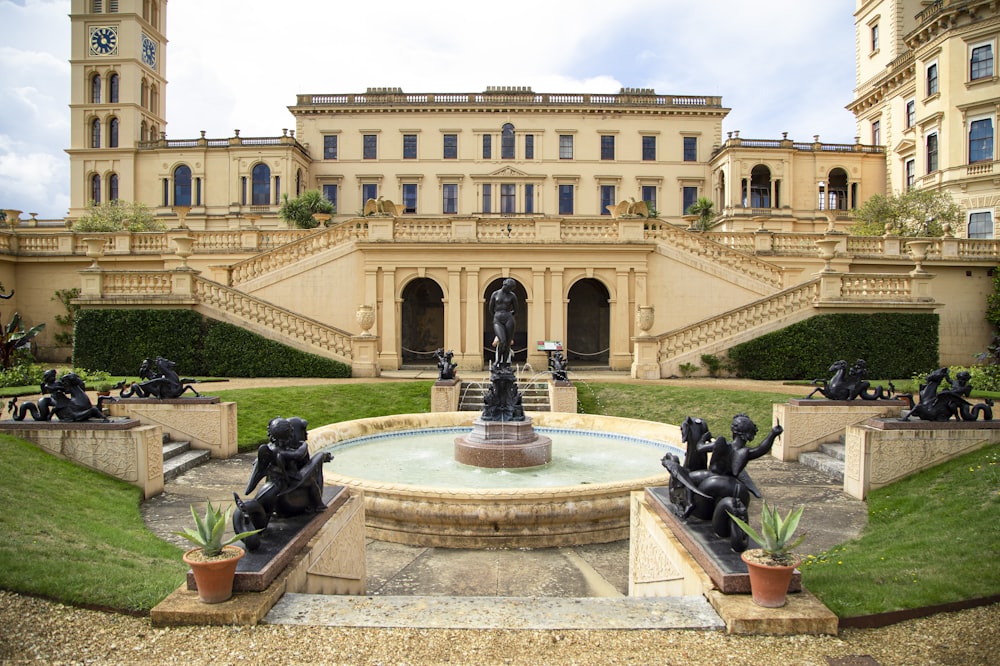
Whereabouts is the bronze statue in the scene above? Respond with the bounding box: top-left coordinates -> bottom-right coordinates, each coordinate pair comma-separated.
434,348 -> 458,381
114,357 -> 200,399
489,278 -> 517,366
548,351 -> 569,382
806,359 -> 893,400
899,367 -> 993,421
232,416 -> 333,551
8,370 -> 108,422
660,414 -> 782,552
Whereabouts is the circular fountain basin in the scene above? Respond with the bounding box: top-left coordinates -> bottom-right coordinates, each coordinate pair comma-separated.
310,412 -> 680,548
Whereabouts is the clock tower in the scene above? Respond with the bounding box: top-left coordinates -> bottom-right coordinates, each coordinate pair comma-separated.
68,0 -> 167,218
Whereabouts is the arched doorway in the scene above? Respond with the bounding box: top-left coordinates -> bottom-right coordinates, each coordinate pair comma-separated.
482,278 -> 528,366
566,279 -> 610,366
400,278 -> 444,366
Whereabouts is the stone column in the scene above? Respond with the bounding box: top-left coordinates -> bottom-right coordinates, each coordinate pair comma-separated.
446,270 -> 462,354
461,268 -> 481,371
379,269 -> 399,370
550,270 -> 565,348
527,269 -> 547,370
610,270 -> 632,370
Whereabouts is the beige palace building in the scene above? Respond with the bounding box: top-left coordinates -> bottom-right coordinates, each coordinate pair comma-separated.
0,0 -> 995,376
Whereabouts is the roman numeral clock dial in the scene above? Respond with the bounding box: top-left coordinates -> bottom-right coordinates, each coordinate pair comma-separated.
141,33 -> 158,69
89,26 -> 118,56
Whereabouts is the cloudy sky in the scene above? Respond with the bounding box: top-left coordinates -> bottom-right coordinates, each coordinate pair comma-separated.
0,0 -> 859,220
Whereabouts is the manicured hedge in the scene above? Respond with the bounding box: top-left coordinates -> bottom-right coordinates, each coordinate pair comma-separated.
727,313 -> 939,380
74,309 -> 350,378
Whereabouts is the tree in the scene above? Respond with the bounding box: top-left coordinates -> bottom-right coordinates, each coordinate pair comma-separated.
279,189 -> 335,229
850,189 -> 961,237
74,200 -> 164,232
0,312 -> 44,369
685,197 -> 715,231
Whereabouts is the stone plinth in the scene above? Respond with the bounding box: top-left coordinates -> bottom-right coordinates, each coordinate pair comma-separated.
431,378 -> 460,412
454,416 -> 552,468
628,491 -> 714,597
0,419 -> 161,498
844,417 -> 1000,499
631,337 -> 661,379
109,396 -> 237,459
152,489 -> 365,626
548,380 -> 578,413
772,398 -> 906,461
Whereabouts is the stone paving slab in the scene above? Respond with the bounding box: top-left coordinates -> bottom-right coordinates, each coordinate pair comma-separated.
266,593 -> 725,630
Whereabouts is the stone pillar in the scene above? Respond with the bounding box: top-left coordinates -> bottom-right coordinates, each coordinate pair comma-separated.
446,270 -> 462,353
618,219 -> 644,241
367,217 -> 393,241
80,269 -> 103,298
631,337 -> 661,379
610,270 -> 632,370
548,380 -> 578,413
527,269 -> 547,370
550,270 -> 565,346
379,269 -> 399,370
351,335 -> 380,377
461,269 -> 481,371
431,379 -> 461,412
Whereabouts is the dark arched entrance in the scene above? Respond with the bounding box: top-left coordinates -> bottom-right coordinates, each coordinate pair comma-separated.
566,279 -> 610,366
482,278 -> 528,366
400,278 -> 444,365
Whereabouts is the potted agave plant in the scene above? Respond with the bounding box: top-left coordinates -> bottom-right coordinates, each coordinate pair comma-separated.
175,500 -> 262,604
729,501 -> 806,608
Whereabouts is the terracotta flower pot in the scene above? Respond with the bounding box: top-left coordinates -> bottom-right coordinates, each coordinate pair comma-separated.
741,549 -> 799,608
183,545 -> 244,604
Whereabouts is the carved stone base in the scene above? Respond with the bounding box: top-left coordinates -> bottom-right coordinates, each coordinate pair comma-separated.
454,416 -> 552,468
772,399 -> 906,461
109,398 -> 237,459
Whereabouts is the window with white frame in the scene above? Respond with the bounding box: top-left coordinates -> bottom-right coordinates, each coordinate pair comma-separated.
926,132 -> 938,173
970,41 -> 994,81
926,62 -> 938,96
402,183 -> 417,213
443,134 -> 457,159
969,116 -> 994,163
905,99 -> 915,129
559,135 -> 573,159
905,159 -> 915,190
600,185 -> 615,215
968,210 -> 994,239
871,23 -> 879,52
442,183 -> 458,214
322,184 -> 338,211
871,119 -> 881,145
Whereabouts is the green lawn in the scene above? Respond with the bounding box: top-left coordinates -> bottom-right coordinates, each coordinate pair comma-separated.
0,378 -> 996,617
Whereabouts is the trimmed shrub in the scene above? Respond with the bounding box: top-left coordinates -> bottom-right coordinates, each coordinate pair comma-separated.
727,313 -> 938,380
73,309 -> 350,378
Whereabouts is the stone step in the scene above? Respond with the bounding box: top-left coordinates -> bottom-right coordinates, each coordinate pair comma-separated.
798,450 -> 845,483
162,439 -> 191,461
163,448 -> 212,482
819,441 -> 845,461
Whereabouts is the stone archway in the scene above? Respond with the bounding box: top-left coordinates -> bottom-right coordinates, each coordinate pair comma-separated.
566,278 -> 610,366
482,278 -> 528,366
400,278 -> 444,365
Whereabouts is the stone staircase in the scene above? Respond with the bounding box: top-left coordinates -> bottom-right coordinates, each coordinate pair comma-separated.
162,434 -> 211,482
457,381 -> 550,412
798,440 -> 845,483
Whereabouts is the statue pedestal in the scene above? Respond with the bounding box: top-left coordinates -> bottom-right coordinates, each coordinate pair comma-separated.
772,398 -> 906,461
631,337 -> 660,380
431,378 -> 460,412
454,416 -> 552,468
548,380 -> 577,413
109,396 -> 237,459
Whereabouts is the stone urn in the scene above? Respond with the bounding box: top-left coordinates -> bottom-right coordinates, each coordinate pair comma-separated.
83,237 -> 106,268
356,304 -> 375,336
636,305 -> 655,335
173,236 -> 195,268
815,238 -> 840,273
906,239 -> 933,274
4,209 -> 22,230
172,205 -> 192,229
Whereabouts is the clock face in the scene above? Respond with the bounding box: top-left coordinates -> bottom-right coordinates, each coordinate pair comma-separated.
89,26 -> 118,56
141,33 -> 158,69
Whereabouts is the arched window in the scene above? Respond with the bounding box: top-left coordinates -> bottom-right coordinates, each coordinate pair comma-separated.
141,78 -> 148,109
150,84 -> 159,114
501,123 -> 515,160
827,168 -> 849,210
173,165 -> 192,206
296,169 -> 303,196
748,165 -> 771,208
91,118 -> 101,148
109,173 -> 119,201
251,164 -> 271,205
91,74 -> 101,103
109,117 -> 119,148
140,120 -> 148,142
91,174 -> 102,204
109,73 -> 119,103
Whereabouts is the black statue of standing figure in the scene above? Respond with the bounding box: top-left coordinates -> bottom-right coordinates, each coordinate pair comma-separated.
548,351 -> 569,382
434,348 -> 458,381
115,357 -> 200,399
660,414 -> 782,552
489,278 -> 518,366
806,359 -> 894,400
8,370 -> 108,422
899,367 -> 994,421
232,416 -> 333,551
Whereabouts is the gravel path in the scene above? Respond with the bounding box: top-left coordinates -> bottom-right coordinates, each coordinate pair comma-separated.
1,591 -> 997,665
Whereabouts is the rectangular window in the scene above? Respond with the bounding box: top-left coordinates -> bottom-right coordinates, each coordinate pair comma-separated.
969,117 -> 994,163
403,134 -> 417,159
559,135 -> 573,159
524,184 -> 534,214
195,177 -> 201,206
683,136 -> 697,161
442,184 -> 458,214
402,183 -> 417,213
558,184 -> 574,215
971,44 -> 994,81
322,184 -> 338,211
240,176 -> 246,205
871,119 -> 881,145
642,135 -> 656,161
482,134 -> 492,159
600,135 -> 615,160
482,184 -> 492,213
641,185 -> 656,212
274,176 -> 280,205
600,185 -> 615,215
682,187 -> 698,215
501,184 -> 515,214
323,135 -> 338,160
926,133 -> 939,173
968,211 -> 994,239
362,183 -> 377,203
524,134 -> 534,159
871,24 -> 879,52
363,134 -> 377,159
904,159 -> 915,190
905,99 -> 915,128
927,63 -> 938,96
443,134 -> 457,159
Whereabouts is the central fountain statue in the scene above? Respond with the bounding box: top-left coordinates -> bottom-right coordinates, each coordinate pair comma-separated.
454,278 -> 552,467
